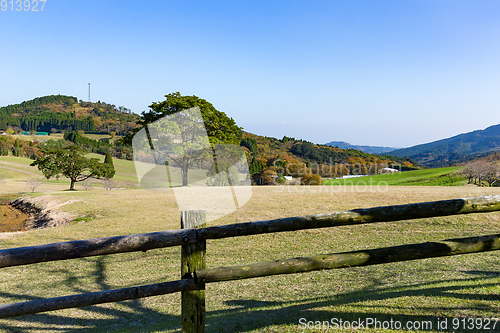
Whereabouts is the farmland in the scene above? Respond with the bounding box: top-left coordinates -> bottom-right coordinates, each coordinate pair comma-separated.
0,157 -> 500,332
324,166 -> 466,186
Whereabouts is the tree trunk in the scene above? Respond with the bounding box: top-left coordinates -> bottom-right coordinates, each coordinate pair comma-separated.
180,155 -> 190,186
182,167 -> 188,186
70,179 -> 76,190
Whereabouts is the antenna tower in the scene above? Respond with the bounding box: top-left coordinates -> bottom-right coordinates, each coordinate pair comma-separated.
88,83 -> 91,102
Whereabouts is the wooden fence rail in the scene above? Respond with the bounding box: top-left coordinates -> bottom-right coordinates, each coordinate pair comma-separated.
0,195 -> 500,331
2,195 -> 500,269
197,233 -> 500,283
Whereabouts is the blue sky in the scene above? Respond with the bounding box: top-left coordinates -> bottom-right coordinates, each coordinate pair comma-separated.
1,0 -> 499,147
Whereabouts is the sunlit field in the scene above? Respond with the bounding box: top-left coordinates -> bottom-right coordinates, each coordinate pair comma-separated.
1,156 -> 500,332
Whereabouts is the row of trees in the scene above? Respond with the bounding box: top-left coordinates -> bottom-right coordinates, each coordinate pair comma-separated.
462,155 -> 500,187
0,136 -> 40,159
246,153 -> 411,186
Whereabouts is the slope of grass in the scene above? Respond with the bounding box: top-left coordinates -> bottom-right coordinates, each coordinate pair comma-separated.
0,154 -> 215,190
0,185 -> 500,332
324,166 -> 466,186
13,133 -> 122,144
88,153 -> 210,187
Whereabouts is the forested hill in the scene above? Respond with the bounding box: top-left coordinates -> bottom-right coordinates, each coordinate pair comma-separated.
0,95 -> 140,135
241,133 -> 419,171
390,124 -> 500,167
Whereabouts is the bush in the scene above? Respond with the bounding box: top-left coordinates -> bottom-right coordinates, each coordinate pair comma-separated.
251,167 -> 278,185
300,173 -> 322,185
276,175 -> 286,184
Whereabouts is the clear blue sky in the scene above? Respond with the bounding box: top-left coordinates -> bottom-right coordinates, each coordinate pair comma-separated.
1,0 -> 499,147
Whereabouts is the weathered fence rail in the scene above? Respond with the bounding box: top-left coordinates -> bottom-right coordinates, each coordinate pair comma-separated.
2,195 -> 500,269
0,195 -> 500,331
197,233 -> 500,283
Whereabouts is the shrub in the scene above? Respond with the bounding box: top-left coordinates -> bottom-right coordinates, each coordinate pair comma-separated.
300,173 -> 322,185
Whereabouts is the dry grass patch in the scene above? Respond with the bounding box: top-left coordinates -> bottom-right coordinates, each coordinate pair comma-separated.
0,185 -> 499,332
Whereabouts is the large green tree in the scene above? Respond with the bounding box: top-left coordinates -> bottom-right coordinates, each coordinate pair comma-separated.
138,92 -> 242,186
31,145 -> 112,190
143,92 -> 241,145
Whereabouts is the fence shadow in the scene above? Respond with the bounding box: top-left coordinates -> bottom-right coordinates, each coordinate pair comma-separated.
0,257 -> 180,332
1,266 -> 499,332
205,271 -> 500,333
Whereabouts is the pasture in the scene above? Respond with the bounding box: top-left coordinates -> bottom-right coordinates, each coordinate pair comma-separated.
0,157 -> 500,332
12,133 -> 121,145
324,166 -> 466,187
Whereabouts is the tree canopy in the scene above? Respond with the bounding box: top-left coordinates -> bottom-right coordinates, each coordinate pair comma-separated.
144,92 -> 242,145
30,145 -> 113,190
135,92 -> 243,186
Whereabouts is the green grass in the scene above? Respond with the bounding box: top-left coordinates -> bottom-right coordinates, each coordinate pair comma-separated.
0,154 -> 213,190
89,153 -> 213,187
324,166 -> 467,186
12,133 -> 123,147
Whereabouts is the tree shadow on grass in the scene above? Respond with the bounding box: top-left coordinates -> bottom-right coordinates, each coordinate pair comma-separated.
206,272 -> 500,333
0,266 -> 499,332
0,257 -> 181,333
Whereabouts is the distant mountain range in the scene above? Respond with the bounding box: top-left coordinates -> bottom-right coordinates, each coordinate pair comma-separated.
390,124 -> 500,167
324,141 -> 399,154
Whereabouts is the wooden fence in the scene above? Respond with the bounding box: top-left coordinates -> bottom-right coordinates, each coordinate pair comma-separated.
1,195 -> 500,332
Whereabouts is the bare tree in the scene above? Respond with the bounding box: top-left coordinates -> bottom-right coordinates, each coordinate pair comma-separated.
484,162 -> 500,187
102,178 -> 116,191
81,178 -> 94,191
462,163 -> 476,184
25,178 -> 42,193
463,158 -> 500,187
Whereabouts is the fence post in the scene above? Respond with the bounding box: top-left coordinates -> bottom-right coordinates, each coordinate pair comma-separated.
181,210 -> 206,333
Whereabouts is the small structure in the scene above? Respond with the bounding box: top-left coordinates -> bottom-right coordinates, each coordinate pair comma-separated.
380,167 -> 399,174
36,132 -> 49,136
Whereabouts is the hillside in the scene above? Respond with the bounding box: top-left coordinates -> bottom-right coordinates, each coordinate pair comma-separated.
0,95 -> 140,135
325,141 -> 399,154
390,124 -> 500,167
241,133 -> 419,176
1,95 -> 420,176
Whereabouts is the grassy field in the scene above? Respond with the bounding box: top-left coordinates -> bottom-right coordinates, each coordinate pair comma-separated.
12,133 -> 121,144
1,159 -> 500,332
324,166 -> 467,186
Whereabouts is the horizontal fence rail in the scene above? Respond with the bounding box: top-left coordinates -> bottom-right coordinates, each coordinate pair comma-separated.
201,195 -> 500,239
1,233 -> 499,319
0,195 -> 500,325
197,233 -> 500,282
1,195 -> 500,269
0,279 -> 196,319
0,229 -> 197,268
